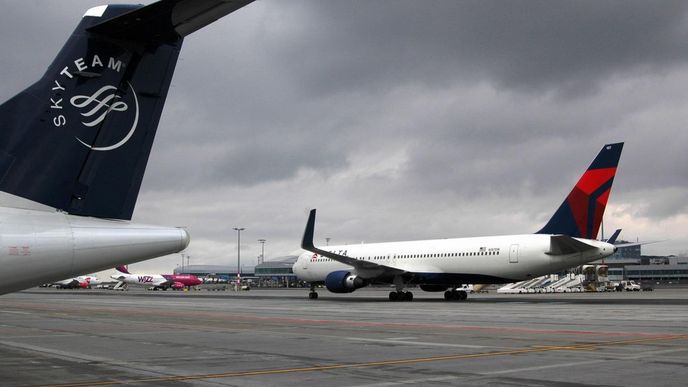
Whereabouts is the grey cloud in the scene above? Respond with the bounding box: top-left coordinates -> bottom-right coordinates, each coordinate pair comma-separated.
267,1 -> 688,97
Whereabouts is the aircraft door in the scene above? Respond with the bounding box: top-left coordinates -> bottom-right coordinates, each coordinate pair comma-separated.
509,244 -> 519,263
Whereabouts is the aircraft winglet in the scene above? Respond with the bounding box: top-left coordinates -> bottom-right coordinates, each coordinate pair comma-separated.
301,209 -> 317,251
301,209 -> 404,273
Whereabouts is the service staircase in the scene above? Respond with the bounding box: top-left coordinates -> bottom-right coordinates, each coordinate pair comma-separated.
498,273 -> 585,293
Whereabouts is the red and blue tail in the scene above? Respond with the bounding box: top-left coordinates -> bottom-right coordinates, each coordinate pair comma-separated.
537,143 -> 623,240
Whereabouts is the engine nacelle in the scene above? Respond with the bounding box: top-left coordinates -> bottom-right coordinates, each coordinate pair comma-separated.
420,284 -> 448,292
325,271 -> 366,293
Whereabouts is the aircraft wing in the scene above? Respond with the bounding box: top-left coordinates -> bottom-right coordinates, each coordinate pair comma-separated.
546,235 -> 599,255
301,209 -> 405,275
88,0 -> 256,42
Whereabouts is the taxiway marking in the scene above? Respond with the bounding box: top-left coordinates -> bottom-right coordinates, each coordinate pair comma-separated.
28,334 -> 688,387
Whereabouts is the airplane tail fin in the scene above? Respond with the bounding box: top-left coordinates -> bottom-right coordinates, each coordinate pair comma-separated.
536,143 -> 624,240
115,265 -> 130,274
0,1 -> 254,220
606,228 -> 622,244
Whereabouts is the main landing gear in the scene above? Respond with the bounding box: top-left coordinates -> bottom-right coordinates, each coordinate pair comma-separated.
388,291 -> 413,302
444,289 -> 468,301
308,284 -> 318,300
389,276 -> 412,301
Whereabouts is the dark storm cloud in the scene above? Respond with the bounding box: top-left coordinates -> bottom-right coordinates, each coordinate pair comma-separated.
141,0 -> 688,190
269,0 -> 688,96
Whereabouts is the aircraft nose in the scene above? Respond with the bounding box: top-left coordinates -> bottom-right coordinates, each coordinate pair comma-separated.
292,261 -> 301,276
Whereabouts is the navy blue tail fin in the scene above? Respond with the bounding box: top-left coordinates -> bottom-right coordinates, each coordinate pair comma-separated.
0,1 -> 254,220
536,143 -> 624,239
606,229 -> 622,244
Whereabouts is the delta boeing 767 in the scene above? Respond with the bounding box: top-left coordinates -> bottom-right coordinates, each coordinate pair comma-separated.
294,143 -> 623,301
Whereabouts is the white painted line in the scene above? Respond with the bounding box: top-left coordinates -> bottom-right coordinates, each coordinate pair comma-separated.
348,337 -> 488,349
348,375 -> 459,387
0,310 -> 30,314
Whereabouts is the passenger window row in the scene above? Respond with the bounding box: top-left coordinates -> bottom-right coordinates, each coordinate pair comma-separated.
312,250 -> 499,262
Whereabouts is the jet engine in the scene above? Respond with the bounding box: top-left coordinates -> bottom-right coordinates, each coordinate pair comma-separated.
325,271 -> 366,293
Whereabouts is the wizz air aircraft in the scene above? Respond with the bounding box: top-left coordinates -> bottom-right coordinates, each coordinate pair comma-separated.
0,0 -> 255,295
111,266 -> 202,290
294,143 -> 624,301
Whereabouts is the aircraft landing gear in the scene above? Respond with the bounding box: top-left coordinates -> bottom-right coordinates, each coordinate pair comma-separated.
389,291 -> 413,302
308,284 -> 318,300
389,276 -> 413,301
444,289 -> 467,301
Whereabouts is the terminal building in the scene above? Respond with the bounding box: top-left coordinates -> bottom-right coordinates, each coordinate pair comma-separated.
591,240 -> 688,284
175,255 -> 299,287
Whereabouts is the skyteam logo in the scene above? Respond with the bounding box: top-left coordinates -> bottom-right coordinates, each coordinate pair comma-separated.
70,85 -> 128,128
49,54 -> 138,152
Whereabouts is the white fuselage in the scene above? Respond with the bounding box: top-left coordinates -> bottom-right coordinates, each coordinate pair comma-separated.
293,234 -> 614,285
0,195 -> 189,295
111,273 -> 169,288
53,275 -> 102,288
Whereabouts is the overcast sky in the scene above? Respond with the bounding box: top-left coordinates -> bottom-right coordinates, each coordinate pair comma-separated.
2,1 -> 687,274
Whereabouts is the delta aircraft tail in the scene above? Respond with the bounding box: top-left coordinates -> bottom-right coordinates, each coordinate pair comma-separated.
537,142 -> 624,239
0,1 -> 253,220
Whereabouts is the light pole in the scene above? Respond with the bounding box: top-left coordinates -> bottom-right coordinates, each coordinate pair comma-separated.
181,253 -> 185,273
325,237 -> 330,246
258,239 -> 266,265
233,227 -> 245,291
186,254 -> 190,270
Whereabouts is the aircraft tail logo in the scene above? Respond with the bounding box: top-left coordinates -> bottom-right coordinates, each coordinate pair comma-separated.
537,143 -> 624,239
0,1 -> 256,220
71,85 -> 128,128
70,82 -> 140,151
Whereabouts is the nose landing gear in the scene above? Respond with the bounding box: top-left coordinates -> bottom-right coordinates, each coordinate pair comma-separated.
308,283 -> 318,300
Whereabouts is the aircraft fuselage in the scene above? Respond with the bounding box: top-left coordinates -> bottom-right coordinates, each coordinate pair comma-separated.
0,201 -> 189,295
294,234 -> 614,285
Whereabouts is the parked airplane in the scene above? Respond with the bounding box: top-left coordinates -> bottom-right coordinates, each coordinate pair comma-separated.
111,266 -> 202,290
52,275 -> 102,289
294,143 -> 623,301
0,0 -> 255,295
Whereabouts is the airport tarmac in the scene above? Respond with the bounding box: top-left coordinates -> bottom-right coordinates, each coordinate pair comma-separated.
0,288 -> 686,387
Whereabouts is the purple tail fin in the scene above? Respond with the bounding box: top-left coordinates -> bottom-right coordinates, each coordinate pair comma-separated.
115,265 -> 130,274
